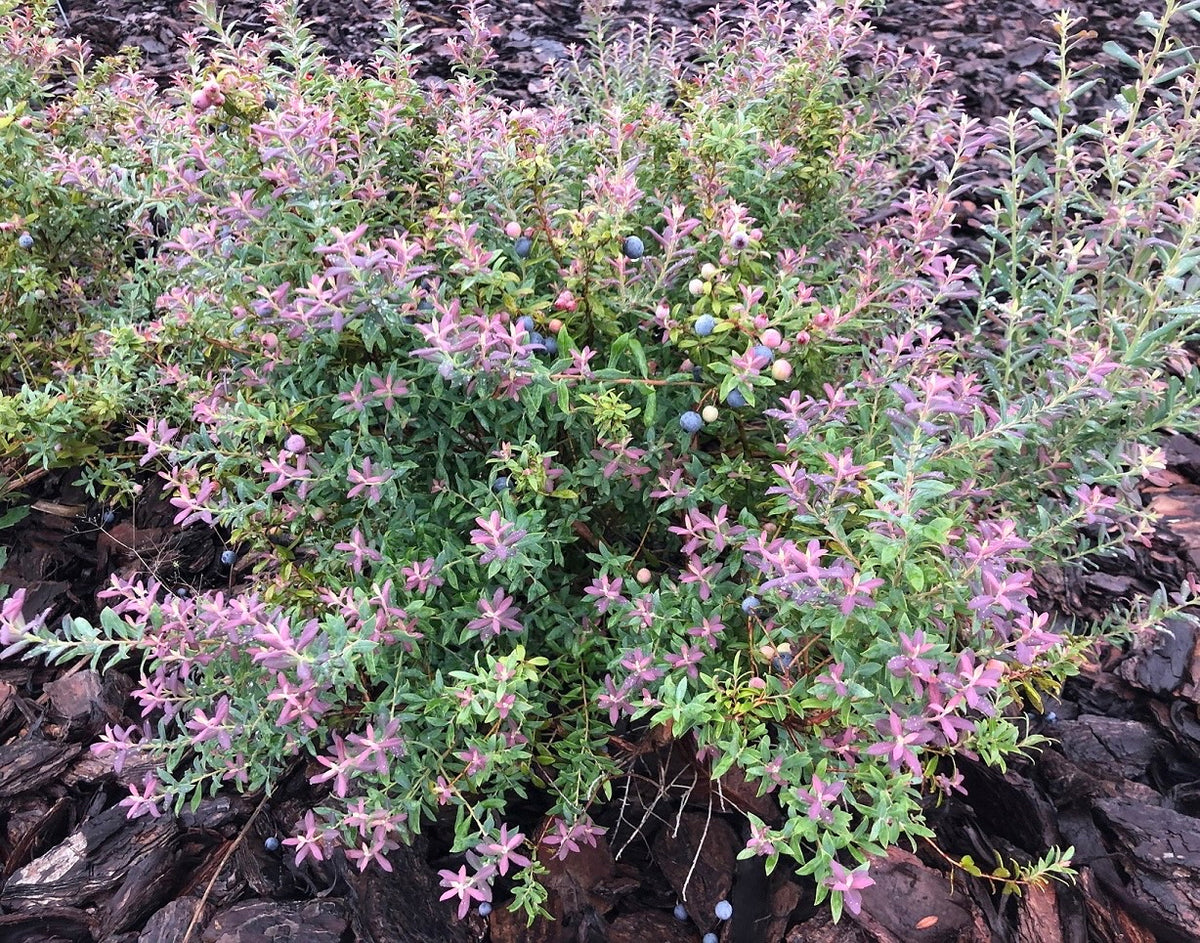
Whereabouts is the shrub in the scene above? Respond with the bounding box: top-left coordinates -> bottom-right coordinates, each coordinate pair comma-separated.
2,0 -> 1199,925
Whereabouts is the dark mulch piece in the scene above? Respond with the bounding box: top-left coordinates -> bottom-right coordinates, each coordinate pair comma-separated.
4,0 -> 1200,941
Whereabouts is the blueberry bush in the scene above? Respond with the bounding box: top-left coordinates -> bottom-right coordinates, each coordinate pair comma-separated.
2,0 -> 1200,925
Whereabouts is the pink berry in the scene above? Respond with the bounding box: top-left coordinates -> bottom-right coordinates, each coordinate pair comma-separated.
636,567 -> 652,584
505,221 -> 522,239
771,359 -> 793,381
762,328 -> 782,348
549,318 -> 563,334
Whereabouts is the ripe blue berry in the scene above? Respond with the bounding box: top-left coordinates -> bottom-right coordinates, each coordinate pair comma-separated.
673,903 -> 688,922
492,476 -> 510,493
17,232 -> 34,250
715,900 -> 733,921
263,95 -> 277,110
695,314 -> 716,337
692,366 -> 703,383
528,331 -> 545,349
517,315 -> 535,333
544,337 -> 558,356
679,410 -> 703,434
741,596 -> 760,613
478,902 -> 492,917
264,836 -> 281,852
752,344 -> 774,364
100,509 -> 116,527
703,935 -> 719,943
725,389 -> 747,408
622,235 -> 644,259
514,236 -> 533,259
220,549 -> 237,566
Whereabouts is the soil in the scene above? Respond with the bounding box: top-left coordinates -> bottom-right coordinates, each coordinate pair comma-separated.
4,1 -> 1200,942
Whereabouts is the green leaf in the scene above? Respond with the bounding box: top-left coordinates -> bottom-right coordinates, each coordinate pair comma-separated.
1132,9 -> 1161,31
625,336 -> 648,378
1101,41 -> 1141,70
0,504 -> 30,529
904,561 -> 926,593
1027,107 -> 1057,131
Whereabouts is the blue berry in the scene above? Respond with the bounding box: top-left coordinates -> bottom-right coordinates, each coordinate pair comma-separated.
517,315 -> 535,333
673,903 -> 688,922
692,366 -> 703,382
715,900 -> 733,921
17,232 -> 33,250
478,902 -> 492,917
263,95 -> 277,111
703,935 -> 719,943
741,596 -> 760,613
544,337 -> 558,356
514,236 -> 533,259
528,331 -> 545,349
679,410 -> 703,434
264,836 -> 281,852
695,314 -> 716,337
492,476 -> 510,493
751,345 -> 774,364
725,389 -> 747,408
220,549 -> 237,566
622,235 -> 645,260
100,509 -> 117,527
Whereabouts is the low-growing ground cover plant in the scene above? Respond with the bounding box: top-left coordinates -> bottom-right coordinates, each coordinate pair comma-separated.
2,0 -> 1200,925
